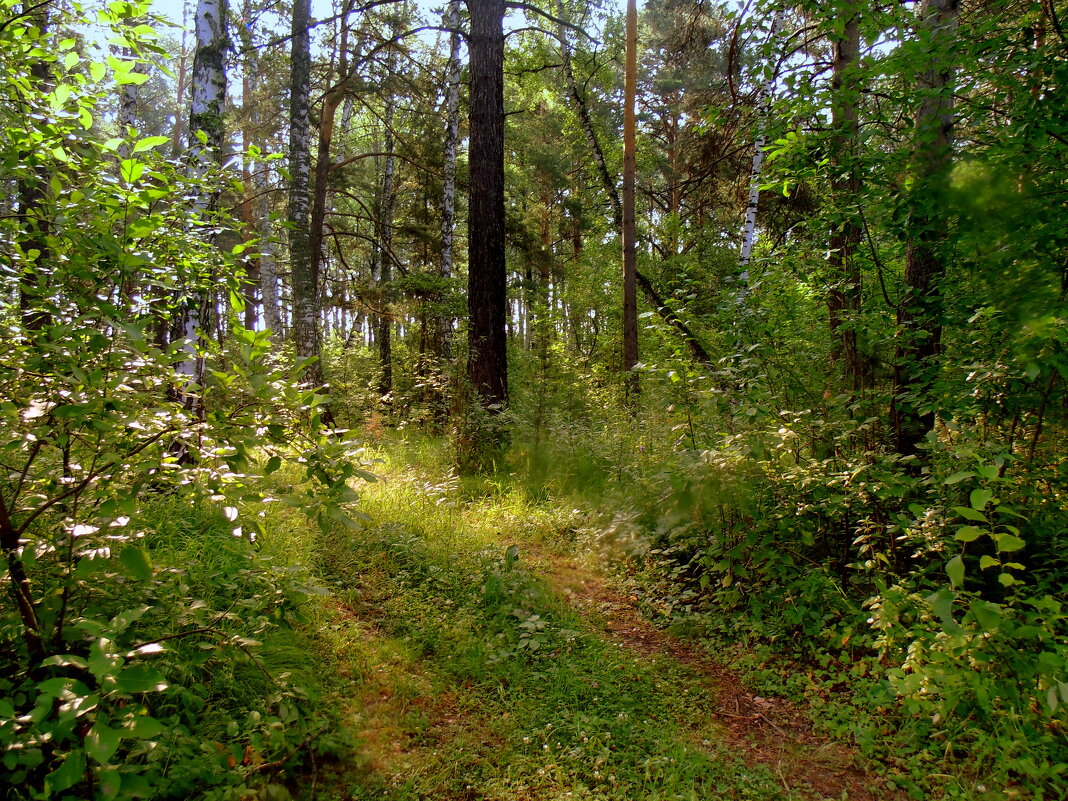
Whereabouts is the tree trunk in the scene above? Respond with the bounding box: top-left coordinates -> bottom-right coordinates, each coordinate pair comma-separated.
891,0 -> 959,457
737,13 -> 784,290
288,0 -> 327,392
621,0 -> 639,398
438,0 -> 462,359
826,3 -> 864,390
467,0 -> 508,411
377,62 -> 397,400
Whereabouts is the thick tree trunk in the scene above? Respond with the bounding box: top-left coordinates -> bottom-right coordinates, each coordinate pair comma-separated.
826,3 -> 864,389
288,0 -> 327,390
621,0 -> 639,396
466,0 -> 508,411
891,0 -> 959,457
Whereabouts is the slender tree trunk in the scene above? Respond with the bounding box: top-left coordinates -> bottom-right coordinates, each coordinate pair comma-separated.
377,64 -> 397,399
467,0 -> 508,412
737,13 -> 784,290
826,3 -> 864,389
621,0 -> 639,397
178,0 -> 228,392
891,0 -> 959,457
438,0 -> 462,359
288,0 -> 327,392
17,1 -> 52,330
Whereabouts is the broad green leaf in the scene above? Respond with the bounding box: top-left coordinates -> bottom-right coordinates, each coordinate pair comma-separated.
995,533 -> 1026,552
113,665 -> 168,693
998,572 -> 1015,587
979,555 -> 999,570
955,525 -> 983,543
132,135 -> 169,154
120,159 -> 144,184
79,107 -> 93,130
86,722 -> 120,764
263,456 -> 282,475
946,555 -> 965,588
64,51 -> 79,70
122,715 -> 164,739
45,749 -> 85,794
944,471 -> 975,485
969,488 -> 993,510
953,506 -> 988,522
970,600 -> 1002,632
119,546 -> 152,580
90,61 -> 107,82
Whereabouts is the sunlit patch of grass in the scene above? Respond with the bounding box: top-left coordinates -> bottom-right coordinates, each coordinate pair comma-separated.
301,436 -> 785,801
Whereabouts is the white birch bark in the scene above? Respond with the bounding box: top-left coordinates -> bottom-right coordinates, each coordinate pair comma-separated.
177,0 -> 228,386
737,12 -> 784,290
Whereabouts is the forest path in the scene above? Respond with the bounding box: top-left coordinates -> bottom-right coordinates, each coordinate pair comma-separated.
525,546 -> 894,801
308,454 -> 895,801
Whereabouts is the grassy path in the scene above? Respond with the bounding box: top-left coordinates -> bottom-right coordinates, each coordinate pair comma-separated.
301,449 -> 892,801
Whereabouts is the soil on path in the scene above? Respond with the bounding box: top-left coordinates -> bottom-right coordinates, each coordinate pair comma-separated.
532,548 -> 898,801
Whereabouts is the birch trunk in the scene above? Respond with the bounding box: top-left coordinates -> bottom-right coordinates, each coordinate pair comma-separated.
287,0 -> 326,390
737,12 -> 784,289
177,0 -> 228,390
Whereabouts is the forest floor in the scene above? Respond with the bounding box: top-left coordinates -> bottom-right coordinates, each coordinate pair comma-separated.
300,445 -> 898,801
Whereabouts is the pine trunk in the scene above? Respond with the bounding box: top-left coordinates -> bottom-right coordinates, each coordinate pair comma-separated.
621,0 -> 639,397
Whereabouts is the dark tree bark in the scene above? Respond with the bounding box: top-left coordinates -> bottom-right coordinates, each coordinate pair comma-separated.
621,0 -> 639,397
466,0 -> 508,411
891,0 -> 959,457
826,2 -> 865,390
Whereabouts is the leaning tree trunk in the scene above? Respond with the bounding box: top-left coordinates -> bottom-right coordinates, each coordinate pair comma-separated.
621,0 -> 639,398
826,3 -> 865,390
288,0 -> 327,393
891,0 -> 959,458
467,0 -> 508,412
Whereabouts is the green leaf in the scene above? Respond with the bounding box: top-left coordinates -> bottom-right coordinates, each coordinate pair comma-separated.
79,107 -> 94,130
995,533 -> 1026,553
122,715 -> 164,739
120,159 -> 144,184
955,525 -> 984,543
119,546 -> 153,580
113,665 -> 168,694
944,471 -> 975,485
263,456 -> 282,475
132,135 -> 169,153
46,749 -> 85,794
64,51 -> 80,70
979,555 -> 999,570
969,488 -> 993,510
998,572 -> 1015,587
86,722 -> 120,764
953,506 -> 988,522
90,61 -> 107,82
970,600 -> 1002,632
926,588 -> 961,633
946,555 -> 965,588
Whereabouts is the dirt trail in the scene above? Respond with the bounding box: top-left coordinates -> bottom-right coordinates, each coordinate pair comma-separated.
533,549 -> 897,801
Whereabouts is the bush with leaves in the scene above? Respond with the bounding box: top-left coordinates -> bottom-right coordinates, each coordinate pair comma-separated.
0,3 -> 362,798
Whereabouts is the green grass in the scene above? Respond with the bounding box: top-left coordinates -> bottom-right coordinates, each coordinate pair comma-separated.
304,439 -> 785,801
